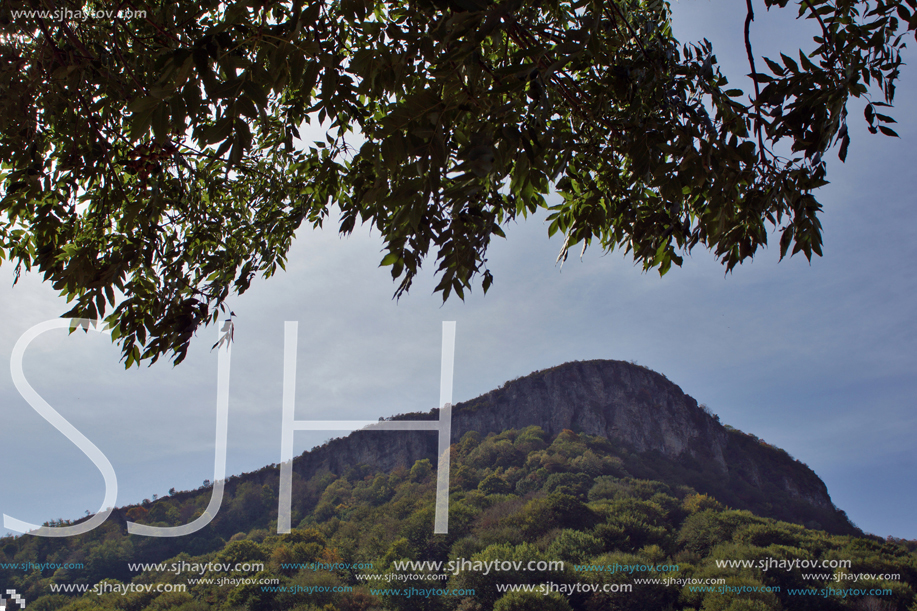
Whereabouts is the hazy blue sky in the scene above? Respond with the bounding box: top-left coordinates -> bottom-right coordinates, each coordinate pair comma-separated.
2,0 -> 915,539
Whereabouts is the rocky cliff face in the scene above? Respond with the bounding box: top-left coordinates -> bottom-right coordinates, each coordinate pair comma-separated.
452,360 -> 728,469
291,359 -> 854,533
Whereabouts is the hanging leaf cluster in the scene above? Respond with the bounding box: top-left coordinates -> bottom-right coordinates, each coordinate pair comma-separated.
0,0 -> 912,365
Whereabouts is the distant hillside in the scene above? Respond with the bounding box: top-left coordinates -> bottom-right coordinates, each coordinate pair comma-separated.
288,359 -> 855,534
2,359 -> 897,611
3,427 -> 916,611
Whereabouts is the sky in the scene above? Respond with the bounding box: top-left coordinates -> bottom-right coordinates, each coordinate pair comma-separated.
1,0 -> 916,540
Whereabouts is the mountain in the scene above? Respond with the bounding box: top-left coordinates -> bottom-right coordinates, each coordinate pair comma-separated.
290,359 -> 855,534
5,359 -> 916,611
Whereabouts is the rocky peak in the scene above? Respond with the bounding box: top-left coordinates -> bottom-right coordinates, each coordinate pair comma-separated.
453,359 -> 727,467
292,359 -> 856,534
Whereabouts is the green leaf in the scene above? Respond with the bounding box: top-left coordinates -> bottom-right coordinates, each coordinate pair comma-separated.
780,53 -> 799,73
127,96 -> 160,114
152,104 -> 170,141
762,57 -> 785,75
129,107 -> 156,141
201,117 -> 234,145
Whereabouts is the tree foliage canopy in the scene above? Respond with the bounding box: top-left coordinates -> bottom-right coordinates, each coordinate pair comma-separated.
0,0 -> 914,364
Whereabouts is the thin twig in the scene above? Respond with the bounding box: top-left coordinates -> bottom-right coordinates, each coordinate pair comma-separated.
744,0 -> 766,161
801,0 -> 833,54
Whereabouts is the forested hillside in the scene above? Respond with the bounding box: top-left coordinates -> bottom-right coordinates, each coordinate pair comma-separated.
3,426 -> 915,611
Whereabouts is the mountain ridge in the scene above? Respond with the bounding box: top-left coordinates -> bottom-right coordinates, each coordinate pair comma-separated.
8,358 -> 903,611
287,359 -> 856,535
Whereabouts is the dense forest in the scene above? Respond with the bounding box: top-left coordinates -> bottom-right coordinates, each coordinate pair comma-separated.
3,426 -> 916,611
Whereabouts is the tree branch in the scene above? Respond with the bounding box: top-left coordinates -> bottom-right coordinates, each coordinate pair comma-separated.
744,0 -> 766,161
